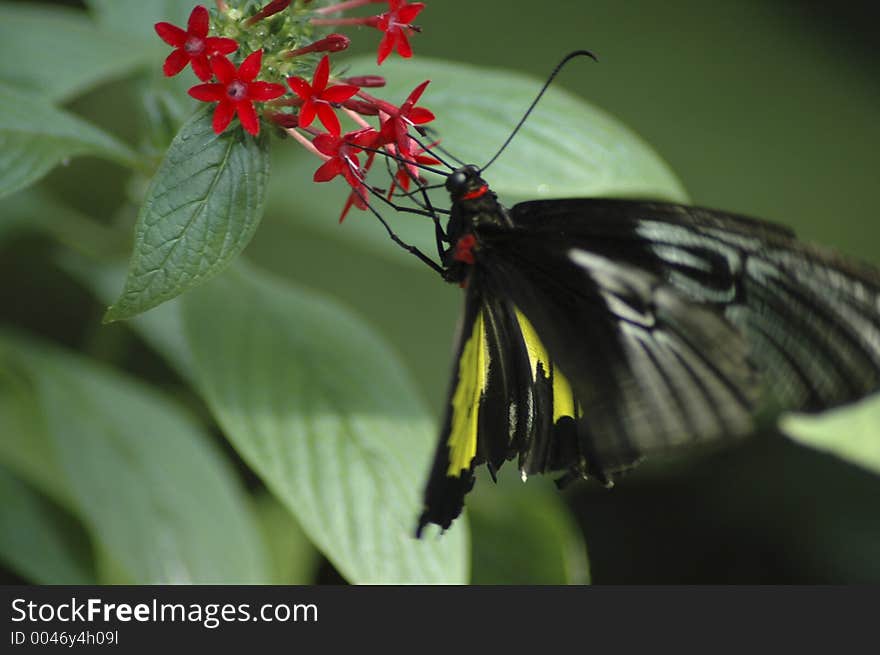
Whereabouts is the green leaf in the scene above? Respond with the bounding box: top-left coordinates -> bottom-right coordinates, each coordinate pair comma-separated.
254,493 -> 319,585
104,107 -> 271,322
1,189 -> 121,256
360,56 -> 688,202
0,83 -> 139,199
468,475 -> 590,584
0,465 -> 96,585
67,258 -> 195,379
781,394 -> 880,477
180,263 -> 469,583
268,55 -> 688,267
0,330 -> 269,584
85,0 -> 192,44
0,381 -> 70,511
0,3 -> 156,102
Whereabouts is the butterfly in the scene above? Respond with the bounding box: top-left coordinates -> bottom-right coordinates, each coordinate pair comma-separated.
413,164 -> 880,536
339,50 -> 880,536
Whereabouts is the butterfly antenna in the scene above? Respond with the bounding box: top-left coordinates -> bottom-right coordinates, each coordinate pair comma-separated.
406,131 -> 457,171
480,50 -> 598,172
354,143 -> 449,177
417,126 -> 468,167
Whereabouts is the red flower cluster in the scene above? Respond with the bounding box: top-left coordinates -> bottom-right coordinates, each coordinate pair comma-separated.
155,5 -> 237,81
311,0 -> 426,65
287,56 -> 358,136
155,1 -> 436,219
299,78 -> 437,221
371,0 -> 426,65
188,51 -> 286,136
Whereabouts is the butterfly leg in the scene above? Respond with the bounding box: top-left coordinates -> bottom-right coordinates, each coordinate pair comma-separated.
353,186 -> 446,275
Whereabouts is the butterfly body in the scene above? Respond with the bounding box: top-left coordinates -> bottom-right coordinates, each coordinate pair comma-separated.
416,165 -> 880,536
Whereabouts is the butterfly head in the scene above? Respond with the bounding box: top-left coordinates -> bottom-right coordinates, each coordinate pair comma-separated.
446,165 -> 490,202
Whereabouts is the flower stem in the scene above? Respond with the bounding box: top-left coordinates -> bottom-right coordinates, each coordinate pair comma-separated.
286,128 -> 330,160
342,107 -> 372,130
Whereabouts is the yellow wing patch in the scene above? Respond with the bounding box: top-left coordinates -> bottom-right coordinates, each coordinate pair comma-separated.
447,310 -> 488,476
514,309 -> 578,421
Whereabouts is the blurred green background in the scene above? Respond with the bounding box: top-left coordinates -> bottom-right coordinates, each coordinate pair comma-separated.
2,0 -> 879,583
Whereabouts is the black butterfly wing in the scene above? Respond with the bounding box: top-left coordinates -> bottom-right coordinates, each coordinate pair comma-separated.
475,221 -> 760,479
418,275 -> 589,535
418,198 -> 880,534
417,285 -> 483,535
509,199 -> 880,412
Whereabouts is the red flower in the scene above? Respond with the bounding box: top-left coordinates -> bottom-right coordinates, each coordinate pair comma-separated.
287,56 -> 359,136
371,0 -> 425,64
388,140 -> 440,195
312,128 -> 377,186
312,129 -> 383,221
377,80 -> 435,155
155,5 -> 238,81
340,151 -> 377,222
188,50 -> 286,135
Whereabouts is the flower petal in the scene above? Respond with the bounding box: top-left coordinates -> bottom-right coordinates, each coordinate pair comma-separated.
408,106 -> 435,124
312,134 -> 337,156
190,55 -> 213,82
205,37 -> 239,56
313,55 -> 330,92
211,55 -> 237,84
188,83 -> 226,102
313,158 -> 344,182
402,80 -> 430,111
298,100 -> 317,128
249,81 -> 286,102
239,50 -> 264,82
342,159 -> 362,188
321,84 -> 359,103
376,32 -> 394,65
188,5 -> 210,38
155,22 -> 187,47
414,153 -> 441,165
378,118 -> 397,144
395,31 -> 413,58
212,101 -> 236,134
398,3 -> 425,23
163,49 -> 190,77
349,128 -> 381,148
236,101 -> 260,135
316,104 -> 341,136
286,76 -> 312,100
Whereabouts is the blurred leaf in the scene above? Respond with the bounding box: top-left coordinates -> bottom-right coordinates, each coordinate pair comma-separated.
0,465 -> 95,585
104,107 -> 271,322
180,263 -> 469,583
0,330 -> 269,584
85,0 -> 192,44
0,3 -> 155,102
1,189 -> 121,256
0,383 -> 69,511
355,56 -> 688,201
94,546 -> 138,585
0,83 -> 139,199
268,55 -> 688,268
254,493 -> 319,585
781,394 -> 880,477
66,258 -> 195,379
468,474 -> 590,584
